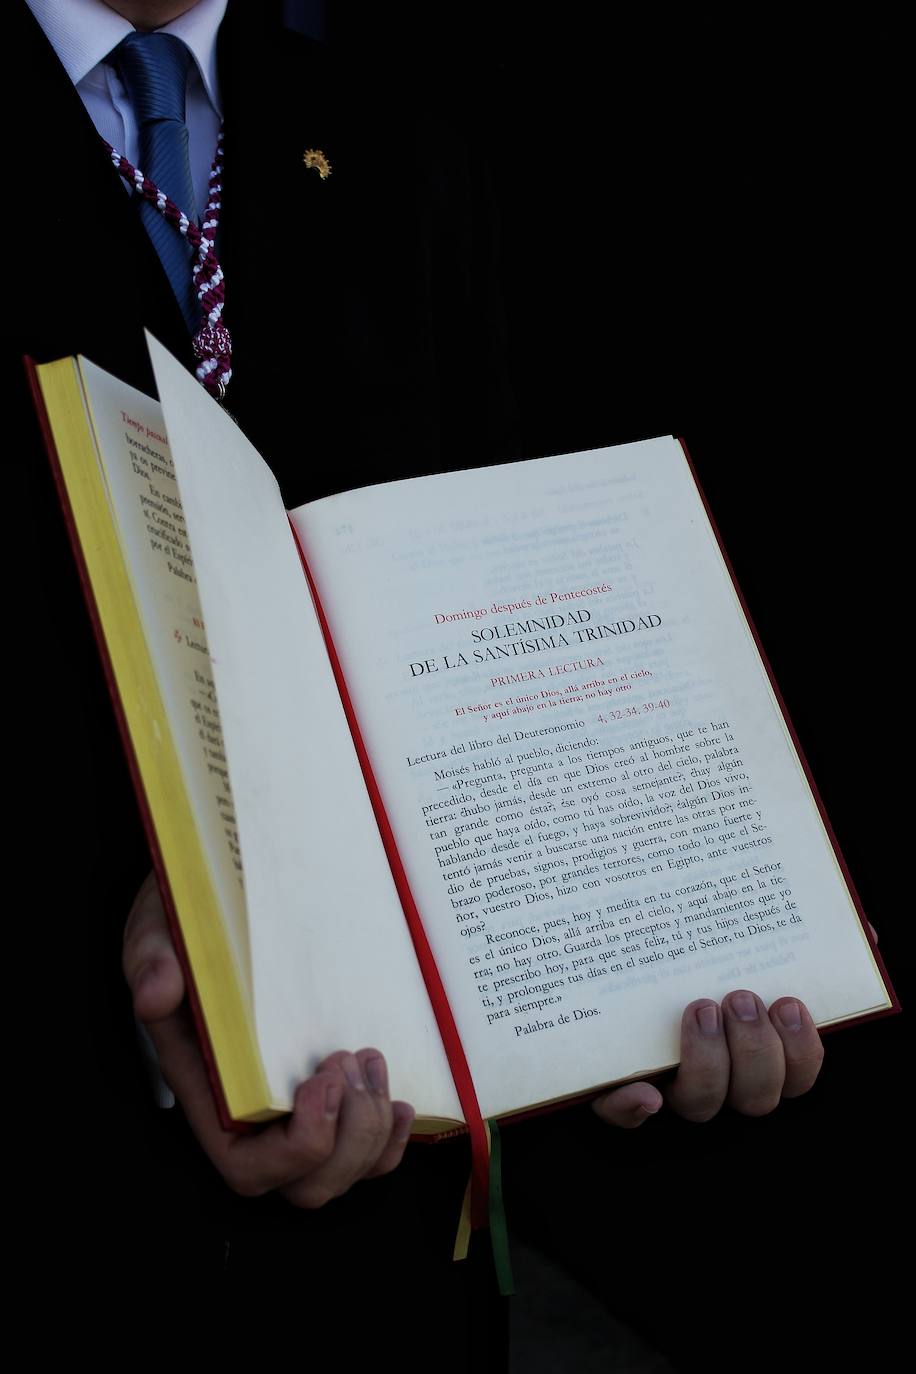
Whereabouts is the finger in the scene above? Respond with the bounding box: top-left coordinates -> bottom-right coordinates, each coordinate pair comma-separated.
364,1100 -> 416,1178
280,1048 -> 395,1207
665,999 -> 731,1122
219,1066 -> 348,1201
161,1047 -> 394,1207
723,990 -> 786,1116
591,1081 -> 663,1128
768,998 -> 824,1098
122,871 -> 185,1021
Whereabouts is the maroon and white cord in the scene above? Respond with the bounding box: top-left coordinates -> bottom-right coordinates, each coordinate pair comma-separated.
105,130 -> 232,401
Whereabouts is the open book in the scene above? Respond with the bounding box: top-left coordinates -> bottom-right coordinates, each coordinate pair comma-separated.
30,336 -> 894,1132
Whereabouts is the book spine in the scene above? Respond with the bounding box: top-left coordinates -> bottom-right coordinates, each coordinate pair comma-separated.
288,516 -> 491,1226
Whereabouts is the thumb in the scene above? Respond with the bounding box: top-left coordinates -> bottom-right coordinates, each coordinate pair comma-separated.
592,1081 -> 663,1129
123,871 -> 186,1023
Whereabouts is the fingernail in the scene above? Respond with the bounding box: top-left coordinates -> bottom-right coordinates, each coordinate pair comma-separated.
365,1054 -> 387,1094
635,1101 -> 661,1121
325,1081 -> 343,1117
342,1053 -> 366,1091
730,991 -> 758,1022
776,1000 -> 803,1032
695,1003 -> 720,1037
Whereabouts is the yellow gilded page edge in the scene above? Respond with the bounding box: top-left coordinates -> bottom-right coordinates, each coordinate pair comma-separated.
37,356 -> 276,1123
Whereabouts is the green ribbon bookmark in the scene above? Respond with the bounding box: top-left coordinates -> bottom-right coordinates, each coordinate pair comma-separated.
487,1119 -> 515,1296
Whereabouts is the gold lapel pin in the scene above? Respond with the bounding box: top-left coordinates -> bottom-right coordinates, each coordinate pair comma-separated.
303,149 -> 332,180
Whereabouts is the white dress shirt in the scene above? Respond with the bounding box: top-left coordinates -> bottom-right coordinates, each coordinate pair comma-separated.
26,0 -> 227,218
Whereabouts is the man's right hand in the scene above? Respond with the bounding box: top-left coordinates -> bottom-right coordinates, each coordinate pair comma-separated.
123,872 -> 415,1209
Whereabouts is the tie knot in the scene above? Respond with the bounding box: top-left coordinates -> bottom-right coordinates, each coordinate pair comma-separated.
114,31 -> 193,126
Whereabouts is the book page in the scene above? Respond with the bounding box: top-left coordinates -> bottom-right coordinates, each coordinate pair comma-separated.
292,438 -> 889,1119
79,359 -> 250,988
145,337 -> 460,1118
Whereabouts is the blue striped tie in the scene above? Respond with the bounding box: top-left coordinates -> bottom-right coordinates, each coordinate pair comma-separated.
114,32 -> 200,334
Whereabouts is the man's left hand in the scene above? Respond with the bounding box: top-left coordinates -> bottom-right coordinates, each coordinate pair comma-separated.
591,991 -> 824,1128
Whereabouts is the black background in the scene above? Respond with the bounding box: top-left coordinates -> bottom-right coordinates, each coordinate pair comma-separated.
326,10 -> 909,1363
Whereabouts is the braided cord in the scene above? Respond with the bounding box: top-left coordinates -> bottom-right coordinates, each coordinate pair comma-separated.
105,130 -> 232,401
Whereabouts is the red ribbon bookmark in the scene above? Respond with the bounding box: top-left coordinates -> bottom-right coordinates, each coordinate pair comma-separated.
289,518 -> 492,1233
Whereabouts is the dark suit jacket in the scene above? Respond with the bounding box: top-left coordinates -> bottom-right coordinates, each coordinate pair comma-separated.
9,5 -> 514,1341
9,9 -> 906,1364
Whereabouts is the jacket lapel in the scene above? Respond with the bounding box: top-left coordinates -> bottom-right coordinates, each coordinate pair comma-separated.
16,2 -> 195,391
213,9 -> 339,492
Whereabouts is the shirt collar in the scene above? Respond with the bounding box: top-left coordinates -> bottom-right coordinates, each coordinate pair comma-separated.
25,0 -> 227,112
